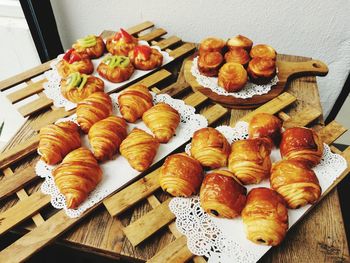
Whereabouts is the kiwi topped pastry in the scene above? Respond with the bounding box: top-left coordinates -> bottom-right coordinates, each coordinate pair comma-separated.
106,28 -> 138,56
72,34 -> 105,59
57,48 -> 94,78
128,45 -> 163,70
97,55 -> 135,83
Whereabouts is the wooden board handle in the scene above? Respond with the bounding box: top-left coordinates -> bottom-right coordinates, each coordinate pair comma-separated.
277,59 -> 329,80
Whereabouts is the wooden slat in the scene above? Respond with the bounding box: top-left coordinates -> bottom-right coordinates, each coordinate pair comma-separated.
153,36 -> 182,50
7,79 -> 46,103
30,108 -> 74,132
127,21 -> 154,35
139,28 -> 167,42
183,91 -> 208,108
318,120 -> 348,144
169,43 -> 196,59
201,104 -> 228,125
18,96 -> 53,117
133,69 -> 171,88
283,105 -> 321,128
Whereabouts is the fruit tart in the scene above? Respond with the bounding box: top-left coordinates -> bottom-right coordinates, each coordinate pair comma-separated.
106,28 -> 138,56
57,48 -> 94,78
128,45 -> 163,70
72,34 -> 105,59
97,55 -> 134,83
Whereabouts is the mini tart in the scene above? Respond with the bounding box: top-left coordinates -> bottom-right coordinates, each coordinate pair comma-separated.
57,49 -> 94,78
60,72 -> 104,103
128,45 -> 163,70
106,28 -> 138,56
227,35 -> 253,52
247,57 -> 276,84
199,37 -> 226,54
218,62 -> 248,92
72,35 -> 105,59
97,55 -> 134,83
250,44 -> 277,60
224,47 -> 250,67
197,51 -> 224,77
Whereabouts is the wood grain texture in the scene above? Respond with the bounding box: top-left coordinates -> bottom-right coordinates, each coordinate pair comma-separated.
6,79 -> 46,103
139,28 -> 167,42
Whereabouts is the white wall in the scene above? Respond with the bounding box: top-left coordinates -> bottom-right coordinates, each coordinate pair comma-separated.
50,0 -> 350,117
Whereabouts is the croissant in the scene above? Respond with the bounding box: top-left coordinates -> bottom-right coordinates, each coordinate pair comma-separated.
248,113 -> 282,147
242,187 -> 288,246
250,44 -> 277,60
218,62 -> 248,92
77,92 -> 113,133
199,37 -> 226,54
72,35 -> 105,59
88,116 -> 128,161
106,28 -> 138,56
38,121 -> 81,165
280,127 -> 323,167
97,55 -> 135,83
142,103 -> 180,143
57,49 -> 94,78
118,84 -> 153,123
227,35 -> 253,52
197,51 -> 224,77
200,170 -> 247,218
247,57 -> 276,84
190,127 -> 230,169
60,72 -> 104,103
228,138 -> 272,185
128,45 -> 163,70
224,47 -> 250,67
159,153 -> 203,197
52,147 -> 102,209
270,160 -> 321,209
120,128 -> 159,172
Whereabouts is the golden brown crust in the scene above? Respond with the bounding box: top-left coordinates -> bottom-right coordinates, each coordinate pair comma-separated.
280,127 -> 323,167
227,35 -> 253,52
270,160 -> 321,209
142,103 -> 180,143
218,62 -> 248,92
128,47 -> 163,70
190,127 -> 230,169
247,57 -> 276,84
52,147 -> 102,209
76,92 -> 113,133
97,61 -> 134,83
118,84 -> 153,123
228,138 -> 272,184
159,153 -> 203,197
88,116 -> 128,161
248,113 -> 282,146
224,47 -> 250,67
106,35 -> 138,56
38,121 -> 81,165
250,44 -> 277,60
242,187 -> 288,246
200,170 -> 247,218
199,37 -> 226,54
197,51 -> 224,77
72,35 -> 105,59
57,58 -> 94,79
120,128 -> 159,172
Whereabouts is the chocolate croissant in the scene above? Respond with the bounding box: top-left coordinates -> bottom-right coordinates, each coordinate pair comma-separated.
128,45 -> 163,70
52,147 -> 102,209
228,138 -> 272,185
224,47 -> 250,68
248,113 -> 282,147
199,37 -> 226,54
250,44 -> 277,60
97,55 -> 135,83
280,127 -> 323,167
118,84 -> 153,123
197,51 -> 224,77
218,62 -> 248,92
159,153 -> 203,197
247,57 -> 276,84
77,92 -> 113,133
88,116 -> 128,161
227,35 -> 253,52
200,170 -> 247,218
142,103 -> 180,143
120,128 -> 159,172
57,49 -> 94,78
38,121 -> 81,165
106,28 -> 138,56
72,35 -> 105,59
270,160 -> 321,209
242,187 -> 288,246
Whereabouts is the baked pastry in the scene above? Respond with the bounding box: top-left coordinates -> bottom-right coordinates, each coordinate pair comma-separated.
118,84 -> 153,123
142,103 -> 180,143
106,28 -> 138,56
247,57 -> 276,84
72,34 -> 105,59
199,37 -> 226,54
197,51 -> 224,77
97,55 -> 135,83
218,62 -> 248,92
57,49 -> 94,78
228,138 -> 272,184
270,160 -> 321,209
280,127 -> 323,167
200,170 -> 247,218
52,147 -> 102,209
190,127 -> 230,169
242,187 -> 288,246
250,44 -> 277,60
76,92 -> 113,133
120,128 -> 159,172
227,35 -> 253,52
38,121 -> 81,165
60,72 -> 104,103
159,153 -> 203,197
88,116 -> 128,161
128,45 -> 163,70
248,113 -> 282,147
224,47 -> 250,68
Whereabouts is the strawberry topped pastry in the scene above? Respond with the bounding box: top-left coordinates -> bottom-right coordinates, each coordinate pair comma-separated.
72,34 -> 105,59
57,48 -> 94,78
128,45 -> 163,70
97,55 -> 135,83
106,28 -> 138,56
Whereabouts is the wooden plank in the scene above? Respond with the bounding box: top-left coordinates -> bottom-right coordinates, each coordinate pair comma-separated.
18,96 -> 53,117
7,79 -> 46,103
318,120 -> 348,144
127,21 -> 154,35
169,43 -> 196,59
133,69 -> 171,88
139,28 -> 167,42
201,104 -> 228,125
29,108 -> 74,132
153,36 -> 182,50
282,105 -> 321,128
183,91 -> 208,108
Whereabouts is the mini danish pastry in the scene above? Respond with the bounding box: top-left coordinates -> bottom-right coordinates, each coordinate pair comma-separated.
129,45 -> 163,70
250,44 -> 277,60
227,35 -> 253,52
247,57 -> 276,84
224,47 -> 250,68
218,62 -> 248,92
197,51 -> 224,77
106,28 -> 138,56
97,55 -> 134,83
72,34 -> 105,59
57,49 -> 94,78
199,37 -> 226,54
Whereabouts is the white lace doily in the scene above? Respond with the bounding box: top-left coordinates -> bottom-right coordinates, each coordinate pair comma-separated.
35,92 -> 207,218
191,56 -> 279,98
43,40 -> 174,111
171,122 -> 348,263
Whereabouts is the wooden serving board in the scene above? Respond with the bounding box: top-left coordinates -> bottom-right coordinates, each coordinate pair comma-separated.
184,55 -> 329,109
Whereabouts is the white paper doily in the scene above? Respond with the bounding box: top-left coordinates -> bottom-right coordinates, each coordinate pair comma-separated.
35,91 -> 207,218
43,40 -> 174,111
191,56 -> 279,98
171,122 -> 348,263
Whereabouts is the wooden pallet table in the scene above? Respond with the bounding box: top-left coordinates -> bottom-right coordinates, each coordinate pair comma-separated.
0,21 -> 349,263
